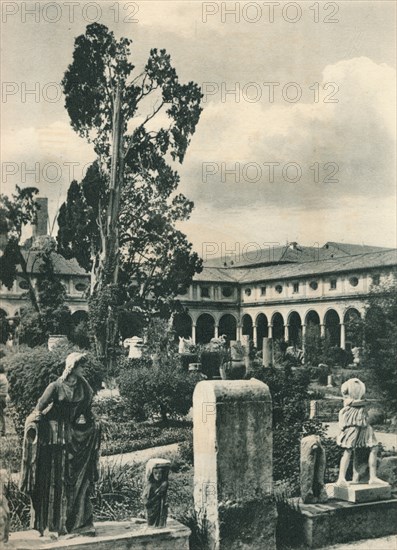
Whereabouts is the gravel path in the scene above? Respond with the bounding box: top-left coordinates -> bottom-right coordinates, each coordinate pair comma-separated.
100,442 -> 180,467
325,535 -> 397,549
326,423 -> 397,451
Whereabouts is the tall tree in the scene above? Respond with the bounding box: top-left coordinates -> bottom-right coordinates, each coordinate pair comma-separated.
0,186 -> 40,310
59,23 -> 202,361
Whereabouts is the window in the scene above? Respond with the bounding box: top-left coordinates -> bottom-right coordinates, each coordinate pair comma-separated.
201,287 -> 210,298
330,279 -> 337,290
75,282 -> 88,292
222,287 -> 233,298
245,288 -> 252,296
275,284 -> 283,294
349,277 -> 359,287
293,282 -> 299,293
261,286 -> 267,296
309,281 -> 318,290
18,280 -> 29,290
372,274 -> 380,286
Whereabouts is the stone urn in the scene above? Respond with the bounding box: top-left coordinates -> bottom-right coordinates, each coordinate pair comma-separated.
48,334 -> 68,351
220,359 -> 246,380
180,353 -> 199,371
200,351 -> 223,379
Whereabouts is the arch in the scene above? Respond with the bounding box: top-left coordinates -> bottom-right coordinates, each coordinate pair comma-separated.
173,312 -> 193,339
71,310 -> 88,326
288,311 -> 302,346
344,307 -> 362,348
271,312 -> 284,341
219,314 -> 237,342
241,313 -> 253,341
196,313 -> 215,344
0,309 -> 9,344
305,309 -> 321,326
324,309 -> 341,346
256,313 -> 268,351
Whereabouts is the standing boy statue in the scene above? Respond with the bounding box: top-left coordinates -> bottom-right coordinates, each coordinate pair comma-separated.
336,378 -> 387,486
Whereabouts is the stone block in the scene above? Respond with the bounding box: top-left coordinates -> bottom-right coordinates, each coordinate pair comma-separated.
6,519 -> 190,550
287,497 -> 397,548
331,482 -> 392,503
193,379 -> 276,550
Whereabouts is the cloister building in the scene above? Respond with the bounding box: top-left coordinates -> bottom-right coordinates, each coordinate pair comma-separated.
1,198 -> 396,349
173,242 -> 397,351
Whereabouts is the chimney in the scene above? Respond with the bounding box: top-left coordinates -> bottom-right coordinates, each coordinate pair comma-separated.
32,198 -> 49,237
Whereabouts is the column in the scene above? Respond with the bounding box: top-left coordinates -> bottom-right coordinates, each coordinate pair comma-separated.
340,322 -> 346,349
253,324 -> 258,347
193,380 -> 276,550
302,323 -> 307,351
268,324 -> 273,339
320,323 -> 325,337
284,324 -> 289,343
236,324 -> 242,341
214,324 -> 219,339
192,324 -> 197,344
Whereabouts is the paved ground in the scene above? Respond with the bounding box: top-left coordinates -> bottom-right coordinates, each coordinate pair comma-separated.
326,422 -> 397,451
325,535 -> 397,549
100,442 -> 179,467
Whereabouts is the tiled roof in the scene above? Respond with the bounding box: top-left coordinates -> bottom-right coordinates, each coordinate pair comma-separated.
17,251 -> 88,277
204,242 -> 392,268
195,249 -> 397,284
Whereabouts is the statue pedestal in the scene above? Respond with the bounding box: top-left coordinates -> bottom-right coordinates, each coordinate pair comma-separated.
286,497 -> 397,548
327,481 -> 392,503
7,519 -> 190,550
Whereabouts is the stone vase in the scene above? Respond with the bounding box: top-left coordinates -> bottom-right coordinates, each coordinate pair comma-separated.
220,360 -> 246,380
200,351 -> 223,379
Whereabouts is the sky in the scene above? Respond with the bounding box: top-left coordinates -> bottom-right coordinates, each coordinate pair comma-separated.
1,0 -> 396,257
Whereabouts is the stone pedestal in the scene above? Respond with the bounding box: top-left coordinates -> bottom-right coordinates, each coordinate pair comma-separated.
287,497 -> 397,548
7,519 -> 190,549
327,482 -> 392,503
193,379 -> 276,550
262,337 -> 273,368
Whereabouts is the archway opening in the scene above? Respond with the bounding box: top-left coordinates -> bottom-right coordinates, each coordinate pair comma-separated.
241,314 -> 253,341
324,309 -> 340,347
256,313 -> 268,350
272,312 -> 284,342
196,313 -> 215,344
219,314 -> 237,343
0,309 -> 9,345
344,308 -> 362,349
288,311 -> 302,347
173,312 -> 193,339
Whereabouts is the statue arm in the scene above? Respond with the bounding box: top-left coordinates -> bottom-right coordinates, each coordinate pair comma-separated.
36,381 -> 57,412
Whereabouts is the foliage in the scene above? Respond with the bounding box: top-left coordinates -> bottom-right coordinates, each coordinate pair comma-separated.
0,186 -> 39,293
99,418 -> 191,456
3,344 -> 104,435
17,239 -> 73,346
58,23 -> 203,362
4,480 -> 31,533
118,352 -> 201,422
363,280 -> 397,413
252,365 -> 325,488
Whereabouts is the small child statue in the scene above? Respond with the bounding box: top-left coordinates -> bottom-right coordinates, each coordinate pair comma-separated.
142,459 -> 171,528
336,378 -> 387,486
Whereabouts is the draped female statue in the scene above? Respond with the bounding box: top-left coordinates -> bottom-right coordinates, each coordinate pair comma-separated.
20,352 -> 101,536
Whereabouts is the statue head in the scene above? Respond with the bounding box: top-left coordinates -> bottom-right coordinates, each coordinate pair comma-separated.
341,378 -> 366,400
145,458 -> 171,484
61,352 -> 86,381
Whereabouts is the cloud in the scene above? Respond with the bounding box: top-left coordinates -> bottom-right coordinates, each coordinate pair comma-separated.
179,56 -> 396,215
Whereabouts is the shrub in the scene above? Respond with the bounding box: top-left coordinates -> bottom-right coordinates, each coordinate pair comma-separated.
118,353 -> 201,422
4,343 -> 104,435
251,365 -> 324,488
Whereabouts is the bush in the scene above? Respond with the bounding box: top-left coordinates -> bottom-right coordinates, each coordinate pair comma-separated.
100,420 -> 191,456
118,353 -> 201,422
251,365 -> 324,488
3,343 -> 104,435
